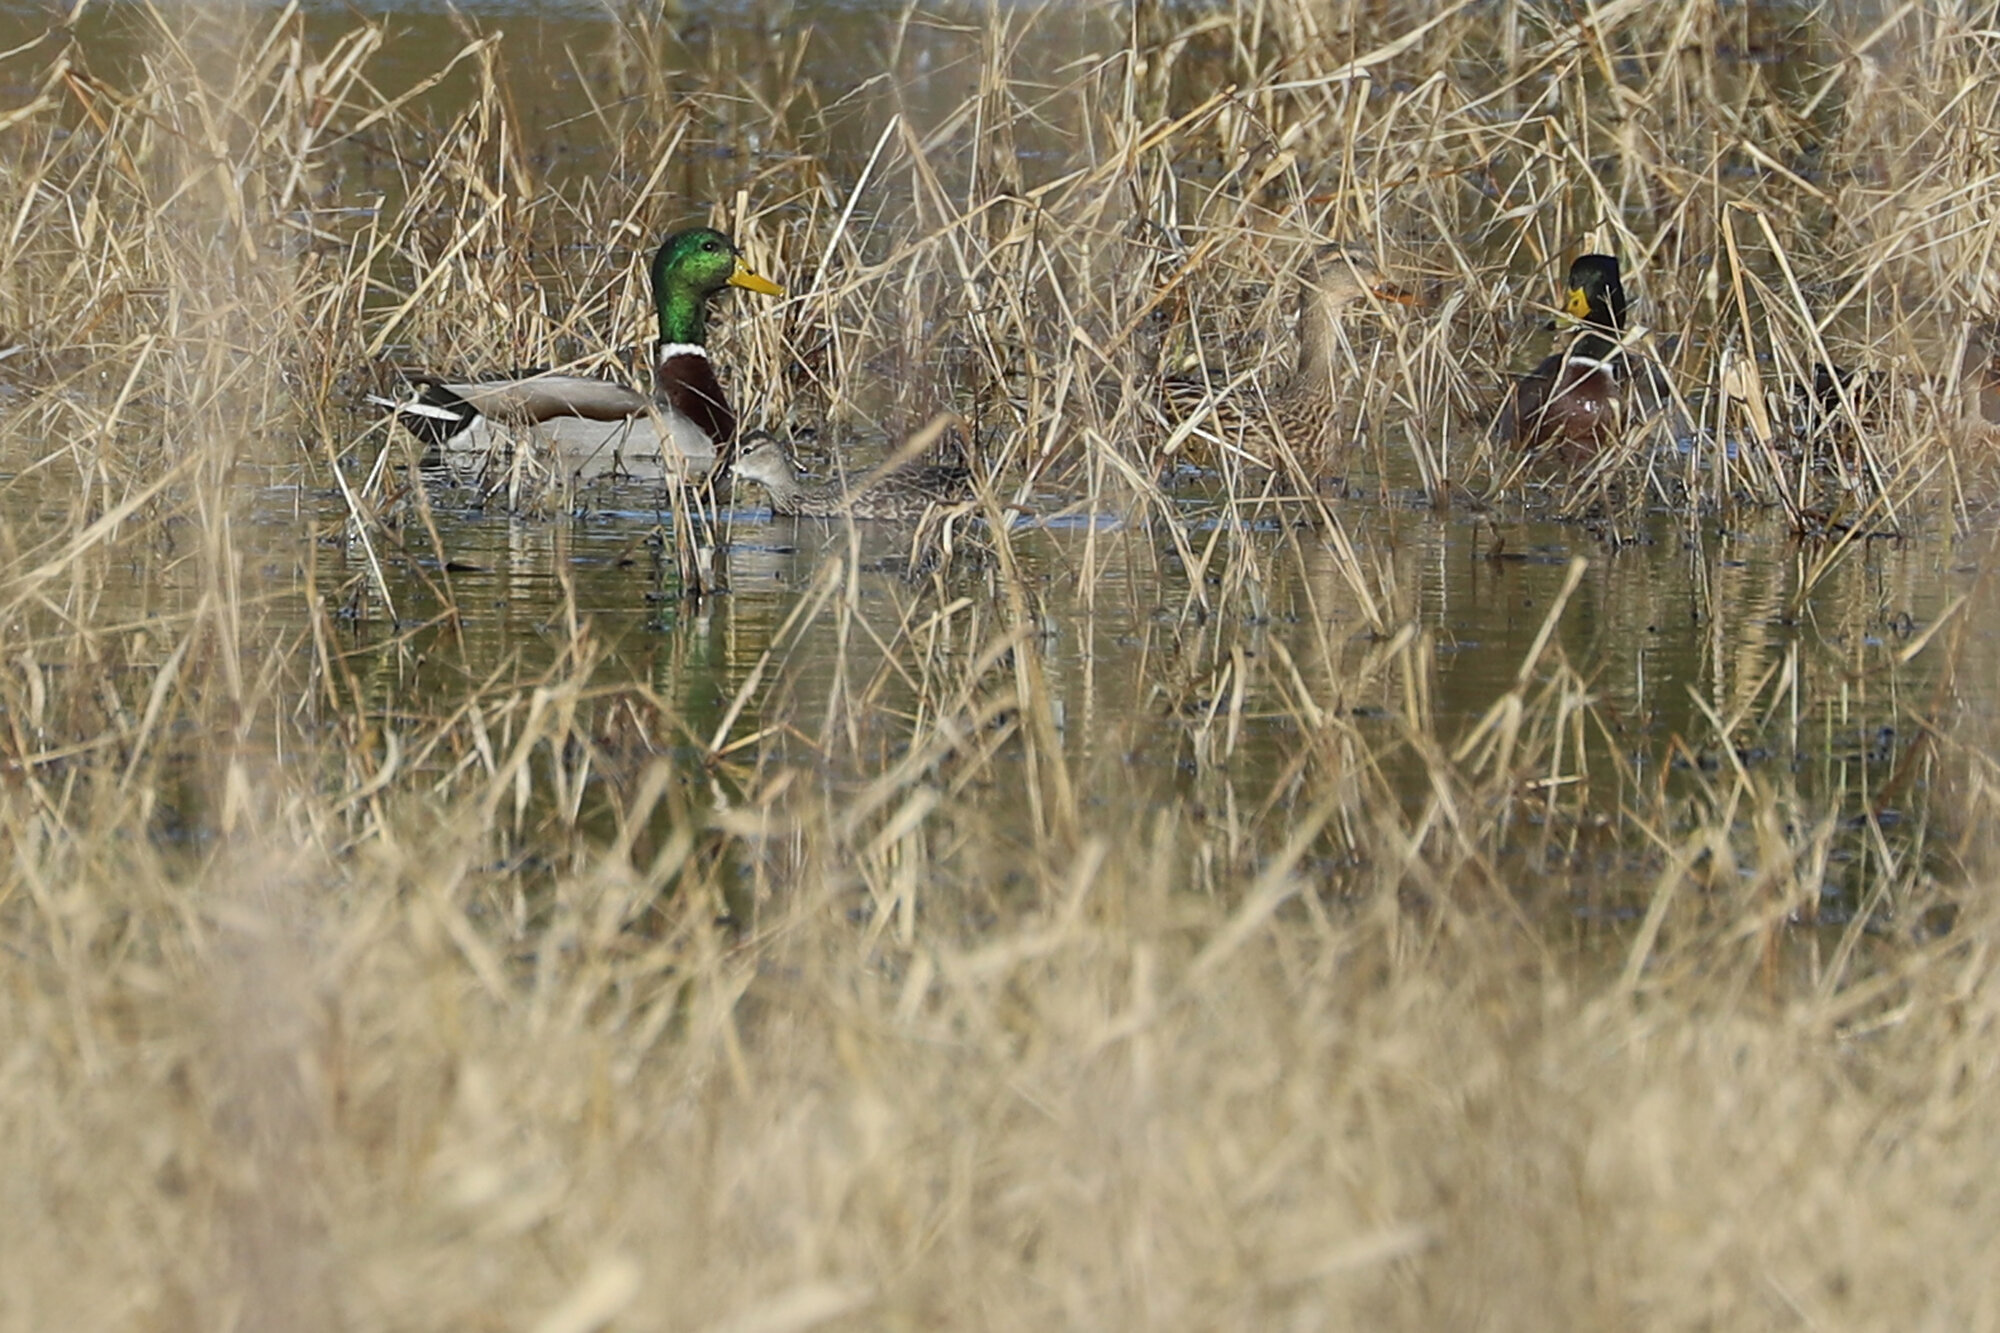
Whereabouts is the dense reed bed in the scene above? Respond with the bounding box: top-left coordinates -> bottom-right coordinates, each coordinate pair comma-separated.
3,0 -> 2000,1326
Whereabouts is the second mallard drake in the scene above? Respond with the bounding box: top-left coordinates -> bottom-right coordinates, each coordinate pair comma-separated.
1496,252 -> 1681,456
380,227 -> 782,481
731,435 -> 973,520
1161,244 -> 1414,471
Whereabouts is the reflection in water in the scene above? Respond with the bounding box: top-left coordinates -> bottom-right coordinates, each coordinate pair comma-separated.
164,468 -> 1966,924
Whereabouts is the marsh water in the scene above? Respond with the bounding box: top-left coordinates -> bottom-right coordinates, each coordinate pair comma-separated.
0,0 -> 1988,929
15,444 -> 1977,928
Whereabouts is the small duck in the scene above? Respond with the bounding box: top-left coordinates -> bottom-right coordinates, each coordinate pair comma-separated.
1803,325 -> 2000,435
1788,361 -> 1890,439
379,228 -> 782,480
730,434 -> 973,520
1161,244 -> 1414,470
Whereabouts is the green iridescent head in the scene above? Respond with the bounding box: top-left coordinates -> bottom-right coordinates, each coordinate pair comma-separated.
650,228 -> 783,345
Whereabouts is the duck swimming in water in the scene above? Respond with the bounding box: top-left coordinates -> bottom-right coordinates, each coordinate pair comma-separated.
378,227 -> 782,482
730,434 -> 974,520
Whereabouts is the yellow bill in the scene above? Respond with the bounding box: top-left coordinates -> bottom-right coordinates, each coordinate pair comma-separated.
730,255 -> 784,297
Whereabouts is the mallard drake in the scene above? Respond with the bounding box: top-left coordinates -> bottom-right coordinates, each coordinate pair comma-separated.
1161,244 -> 1414,471
377,227 -> 782,481
731,435 -> 973,520
1496,253 -> 1680,456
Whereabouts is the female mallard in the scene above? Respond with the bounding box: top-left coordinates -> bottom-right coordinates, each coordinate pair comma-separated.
730,435 -> 973,520
1496,253 -> 1679,456
1953,323 -> 2000,424
379,228 -> 782,481
1161,244 -> 1414,471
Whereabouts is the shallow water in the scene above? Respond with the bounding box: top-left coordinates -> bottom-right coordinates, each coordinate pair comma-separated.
113,450 -> 1967,931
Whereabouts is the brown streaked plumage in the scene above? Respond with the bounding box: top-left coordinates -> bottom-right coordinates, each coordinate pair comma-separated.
1161,245 -> 1414,471
731,435 -> 973,520
1956,323 -> 2000,424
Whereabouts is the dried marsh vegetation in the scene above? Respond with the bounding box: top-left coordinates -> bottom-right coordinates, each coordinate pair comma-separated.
3,0 -> 2000,1327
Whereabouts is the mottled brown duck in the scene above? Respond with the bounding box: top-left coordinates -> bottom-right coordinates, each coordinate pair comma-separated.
1161,245 -> 1414,470
731,436 -> 974,520
1953,323 -> 2000,424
